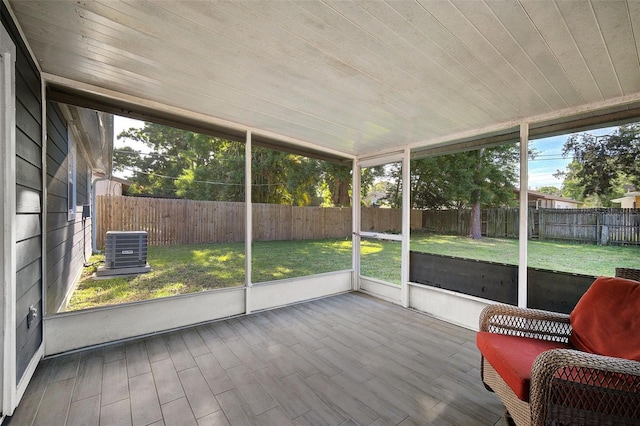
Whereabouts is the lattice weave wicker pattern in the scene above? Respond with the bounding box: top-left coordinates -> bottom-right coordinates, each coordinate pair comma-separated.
479,305 -> 572,343
616,268 -> 640,282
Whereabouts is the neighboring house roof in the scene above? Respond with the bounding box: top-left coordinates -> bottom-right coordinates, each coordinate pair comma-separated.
514,189 -> 579,205
611,192 -> 640,203
526,190 -> 579,204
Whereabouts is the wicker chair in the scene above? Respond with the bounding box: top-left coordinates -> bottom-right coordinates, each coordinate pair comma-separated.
616,267 -> 640,281
479,303 -> 640,425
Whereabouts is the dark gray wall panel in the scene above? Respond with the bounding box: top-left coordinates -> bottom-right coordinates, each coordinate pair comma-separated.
45,101 -> 92,315
3,2 -> 44,383
16,259 -> 40,301
16,156 -> 41,191
16,128 -> 40,167
16,185 -> 41,214
15,214 -> 40,243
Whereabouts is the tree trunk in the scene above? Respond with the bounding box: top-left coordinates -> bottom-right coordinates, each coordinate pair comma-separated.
470,195 -> 482,239
469,149 -> 484,239
332,178 -> 351,207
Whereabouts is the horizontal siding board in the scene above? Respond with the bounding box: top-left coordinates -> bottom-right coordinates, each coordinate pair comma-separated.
46,193 -> 67,214
46,102 -> 67,142
16,320 -> 42,381
46,138 -> 66,172
46,226 -> 83,270
16,281 -> 41,334
17,185 -> 41,213
16,99 -> 41,145
6,0 -> 44,385
15,70 -> 41,128
46,174 -> 67,200
47,211 -> 73,234
16,213 -> 41,242
46,248 -> 83,313
16,128 -> 41,166
16,156 -> 42,191
46,220 -> 83,253
16,236 -> 41,271
16,258 -> 41,301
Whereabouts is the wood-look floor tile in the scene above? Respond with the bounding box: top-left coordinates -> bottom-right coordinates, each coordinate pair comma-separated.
49,353 -> 79,383
161,397 -> 197,426
210,321 -> 240,343
181,328 -> 210,358
304,374 -> 378,426
280,374 -> 345,426
72,356 -> 103,402
101,358 -> 129,406
129,372 -> 162,426
165,332 -> 197,371
178,366 -> 220,419
194,353 -> 235,395
226,364 -> 276,416
216,389 -> 257,426
256,407 -> 295,426
67,394 -> 100,426
224,338 -> 267,371
33,377 -> 75,426
126,340 -> 152,378
102,343 -> 126,364
204,338 -> 241,370
197,410 -> 230,426
151,358 -> 185,404
100,398 -> 132,426
146,336 -> 171,363
252,369 -> 310,419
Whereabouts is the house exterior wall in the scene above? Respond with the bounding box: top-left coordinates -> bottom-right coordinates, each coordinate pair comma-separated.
552,200 -> 578,209
46,102 -> 92,314
2,4 -> 44,384
95,179 -> 123,196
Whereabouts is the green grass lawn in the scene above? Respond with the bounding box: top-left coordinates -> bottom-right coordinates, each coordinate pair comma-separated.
67,235 -> 638,311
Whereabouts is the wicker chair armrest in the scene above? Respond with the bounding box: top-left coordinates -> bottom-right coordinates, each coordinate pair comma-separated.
530,349 -> 640,425
479,304 -> 572,342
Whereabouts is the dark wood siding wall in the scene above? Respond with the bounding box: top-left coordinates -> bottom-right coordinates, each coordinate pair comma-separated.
2,4 -> 44,382
46,103 -> 92,314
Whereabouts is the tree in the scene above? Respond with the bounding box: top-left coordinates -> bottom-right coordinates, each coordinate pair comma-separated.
408,145 -> 519,239
114,122 -> 352,206
535,186 -> 562,196
561,124 -> 640,202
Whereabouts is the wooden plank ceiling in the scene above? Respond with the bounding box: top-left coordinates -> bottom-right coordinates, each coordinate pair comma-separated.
8,0 -> 640,159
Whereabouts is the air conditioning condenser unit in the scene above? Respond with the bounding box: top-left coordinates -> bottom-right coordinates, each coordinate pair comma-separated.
96,231 -> 152,277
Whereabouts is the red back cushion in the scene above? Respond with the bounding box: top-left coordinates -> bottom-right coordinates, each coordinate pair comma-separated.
570,276 -> 640,361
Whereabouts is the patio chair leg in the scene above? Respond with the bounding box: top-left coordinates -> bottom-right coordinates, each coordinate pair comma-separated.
504,410 -> 516,426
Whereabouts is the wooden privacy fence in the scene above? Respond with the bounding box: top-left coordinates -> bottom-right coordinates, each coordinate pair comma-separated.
96,196 -> 423,247
422,208 -> 640,245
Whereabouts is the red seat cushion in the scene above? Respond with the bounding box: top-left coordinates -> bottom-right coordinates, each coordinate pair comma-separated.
477,332 -> 570,401
570,276 -> 640,361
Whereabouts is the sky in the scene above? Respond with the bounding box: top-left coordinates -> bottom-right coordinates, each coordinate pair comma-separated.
528,126 -> 615,189
113,115 -> 616,190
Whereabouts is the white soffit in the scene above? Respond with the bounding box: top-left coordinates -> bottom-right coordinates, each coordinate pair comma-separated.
8,0 -> 640,159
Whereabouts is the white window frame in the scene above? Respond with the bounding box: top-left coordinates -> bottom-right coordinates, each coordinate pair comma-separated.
67,129 -> 77,221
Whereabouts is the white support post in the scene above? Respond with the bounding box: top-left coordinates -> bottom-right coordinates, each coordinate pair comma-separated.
352,159 -> 361,291
518,123 -> 529,308
1,23 -> 17,415
245,130 -> 252,314
401,148 -> 411,308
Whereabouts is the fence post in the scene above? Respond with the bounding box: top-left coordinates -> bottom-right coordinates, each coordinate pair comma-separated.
539,209 -> 544,241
